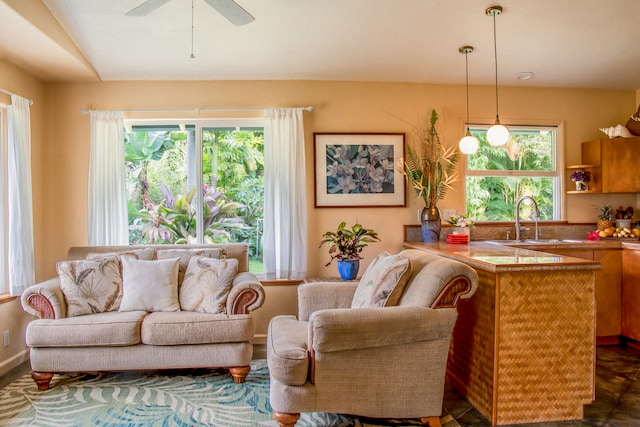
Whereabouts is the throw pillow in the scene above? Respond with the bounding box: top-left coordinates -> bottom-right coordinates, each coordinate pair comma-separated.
179,256 -> 238,313
57,256 -> 122,317
351,252 -> 412,308
119,257 -> 180,312
156,248 -> 223,285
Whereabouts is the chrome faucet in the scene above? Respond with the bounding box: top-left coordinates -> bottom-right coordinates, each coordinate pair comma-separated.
515,195 -> 540,241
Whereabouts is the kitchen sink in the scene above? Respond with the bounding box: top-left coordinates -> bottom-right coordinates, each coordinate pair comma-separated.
523,239 -> 562,244
484,240 -> 521,244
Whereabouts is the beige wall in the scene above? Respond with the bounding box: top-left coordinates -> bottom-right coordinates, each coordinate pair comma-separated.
1,65 -> 638,358
0,61 -> 44,375
43,80 -> 637,279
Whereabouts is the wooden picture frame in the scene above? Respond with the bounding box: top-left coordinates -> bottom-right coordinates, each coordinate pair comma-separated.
313,132 -> 406,208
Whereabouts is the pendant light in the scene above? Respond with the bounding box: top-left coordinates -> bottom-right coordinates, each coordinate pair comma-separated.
458,46 -> 479,155
486,5 -> 509,146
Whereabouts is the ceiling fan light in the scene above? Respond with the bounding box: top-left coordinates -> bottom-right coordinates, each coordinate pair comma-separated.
459,131 -> 479,154
487,119 -> 509,146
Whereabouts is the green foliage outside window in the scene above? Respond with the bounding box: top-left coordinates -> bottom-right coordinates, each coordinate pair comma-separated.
125,127 -> 265,271
465,128 -> 557,221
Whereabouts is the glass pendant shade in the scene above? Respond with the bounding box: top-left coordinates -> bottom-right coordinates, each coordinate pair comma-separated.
487,117 -> 509,146
459,130 -> 479,154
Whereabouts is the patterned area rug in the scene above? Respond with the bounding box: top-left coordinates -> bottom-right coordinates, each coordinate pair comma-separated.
0,360 -> 460,427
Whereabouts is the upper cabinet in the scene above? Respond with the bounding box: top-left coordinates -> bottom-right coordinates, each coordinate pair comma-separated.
567,136 -> 640,194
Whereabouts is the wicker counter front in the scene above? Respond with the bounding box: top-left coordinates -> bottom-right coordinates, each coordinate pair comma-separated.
404,242 -> 598,426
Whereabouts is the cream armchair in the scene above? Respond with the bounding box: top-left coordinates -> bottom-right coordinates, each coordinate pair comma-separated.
267,249 -> 478,427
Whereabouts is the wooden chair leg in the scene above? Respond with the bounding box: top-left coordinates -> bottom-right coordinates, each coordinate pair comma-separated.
228,365 -> 250,383
420,416 -> 442,427
32,371 -> 54,391
273,411 -> 300,427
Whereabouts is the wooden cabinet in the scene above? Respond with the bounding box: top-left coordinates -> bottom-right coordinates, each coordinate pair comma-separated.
543,248 -> 622,339
577,136 -> 640,193
622,248 -> 640,341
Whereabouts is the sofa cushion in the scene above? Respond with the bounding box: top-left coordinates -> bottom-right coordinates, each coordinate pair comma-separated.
351,252 -> 412,308
56,256 -> 122,317
156,248 -> 224,285
26,311 -> 147,347
179,256 -> 238,313
86,247 -> 156,261
141,311 -> 254,345
267,315 -> 309,386
119,257 -> 180,312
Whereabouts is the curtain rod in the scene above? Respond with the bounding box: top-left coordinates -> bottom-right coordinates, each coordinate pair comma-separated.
0,88 -> 34,105
80,106 -> 314,114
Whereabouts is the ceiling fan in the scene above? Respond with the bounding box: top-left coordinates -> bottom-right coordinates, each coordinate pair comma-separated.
125,0 -> 255,26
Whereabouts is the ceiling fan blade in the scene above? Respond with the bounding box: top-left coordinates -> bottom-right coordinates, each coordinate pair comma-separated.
125,0 -> 173,16
203,0 -> 255,26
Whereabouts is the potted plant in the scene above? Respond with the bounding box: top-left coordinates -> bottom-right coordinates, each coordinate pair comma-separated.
447,213 -> 475,235
570,169 -> 592,191
396,109 -> 461,242
319,221 -> 380,280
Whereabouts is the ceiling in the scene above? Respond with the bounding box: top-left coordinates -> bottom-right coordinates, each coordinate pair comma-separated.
2,0 -> 640,90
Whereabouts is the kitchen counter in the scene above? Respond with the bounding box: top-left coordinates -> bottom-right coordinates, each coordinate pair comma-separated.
403,241 -> 601,273
404,241 -> 597,426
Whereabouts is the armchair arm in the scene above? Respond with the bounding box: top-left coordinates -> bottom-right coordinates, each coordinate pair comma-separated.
298,282 -> 358,321
20,278 -> 67,319
308,306 -> 458,354
227,271 -> 266,314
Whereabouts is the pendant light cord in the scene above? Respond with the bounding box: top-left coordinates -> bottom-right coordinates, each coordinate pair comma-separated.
190,0 -> 195,59
465,51 -> 470,125
492,12 -> 499,119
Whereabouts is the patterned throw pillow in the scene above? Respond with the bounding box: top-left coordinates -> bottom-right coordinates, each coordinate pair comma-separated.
179,256 -> 238,314
119,257 -> 180,312
156,248 -> 223,285
351,252 -> 412,308
57,257 -> 122,317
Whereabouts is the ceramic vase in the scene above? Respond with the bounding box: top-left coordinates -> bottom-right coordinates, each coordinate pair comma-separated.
421,206 -> 441,242
337,260 -> 359,280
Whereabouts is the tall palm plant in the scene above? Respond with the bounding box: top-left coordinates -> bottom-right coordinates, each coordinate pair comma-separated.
397,109 -> 461,209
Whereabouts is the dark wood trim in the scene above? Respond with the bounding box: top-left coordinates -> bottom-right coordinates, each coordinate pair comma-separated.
431,276 -> 473,309
231,288 -> 259,314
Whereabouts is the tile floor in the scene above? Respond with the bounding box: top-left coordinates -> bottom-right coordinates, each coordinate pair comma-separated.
2,344 -> 640,426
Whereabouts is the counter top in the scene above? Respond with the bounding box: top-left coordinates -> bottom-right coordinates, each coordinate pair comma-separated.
403,241 -> 601,273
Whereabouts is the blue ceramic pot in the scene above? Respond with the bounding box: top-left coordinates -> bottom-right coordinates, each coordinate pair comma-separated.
337,260 -> 360,280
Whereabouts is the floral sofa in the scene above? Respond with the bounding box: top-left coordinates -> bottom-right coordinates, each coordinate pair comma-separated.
20,243 -> 265,390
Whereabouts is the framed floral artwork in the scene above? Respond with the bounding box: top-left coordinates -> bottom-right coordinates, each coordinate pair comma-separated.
313,133 -> 406,208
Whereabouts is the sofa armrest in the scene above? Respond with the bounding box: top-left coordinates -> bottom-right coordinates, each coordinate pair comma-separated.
308,306 -> 457,354
227,271 -> 265,314
298,282 -> 358,321
20,278 -> 67,319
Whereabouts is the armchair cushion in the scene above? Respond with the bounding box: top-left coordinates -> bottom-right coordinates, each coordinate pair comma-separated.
56,257 -> 122,317
119,257 -> 180,312
179,257 -> 238,313
351,252 -> 411,308
309,306 -> 457,353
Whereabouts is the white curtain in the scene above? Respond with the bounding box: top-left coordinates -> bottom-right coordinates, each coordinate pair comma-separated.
88,110 -> 128,245
7,95 -> 35,296
263,108 -> 307,280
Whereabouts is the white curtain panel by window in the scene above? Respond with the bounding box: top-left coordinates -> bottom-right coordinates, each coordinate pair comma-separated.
7,95 -> 35,296
88,110 -> 128,245
263,108 -> 307,280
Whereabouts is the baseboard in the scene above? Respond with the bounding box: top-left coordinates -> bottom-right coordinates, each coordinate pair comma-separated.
0,348 -> 29,377
596,335 -> 621,346
253,334 -> 267,345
